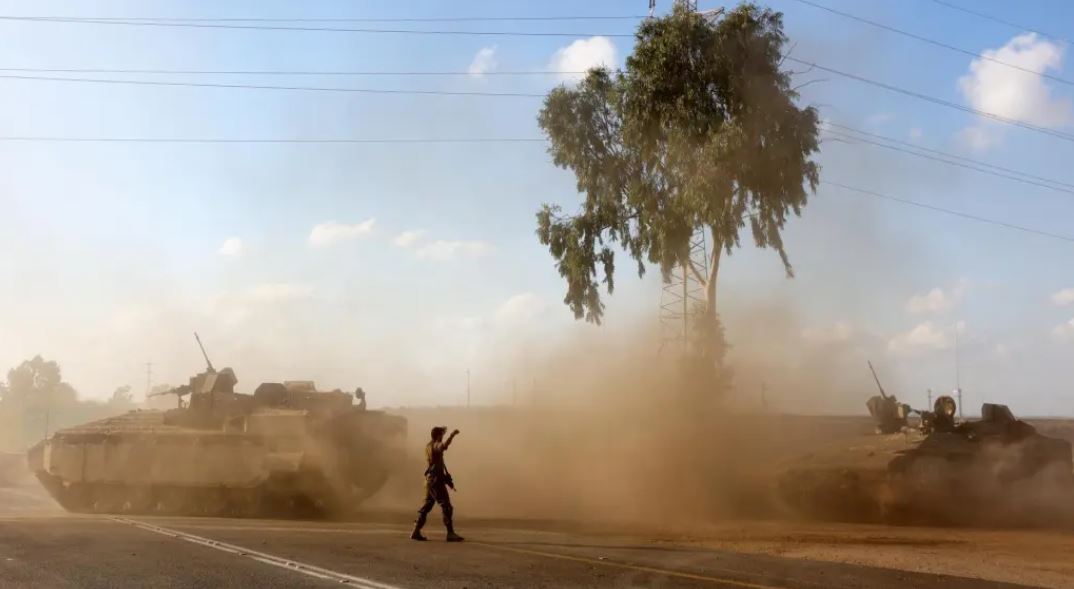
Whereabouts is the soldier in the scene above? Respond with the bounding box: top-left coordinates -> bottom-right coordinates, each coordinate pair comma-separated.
931,395 -> 958,433
410,426 -> 463,542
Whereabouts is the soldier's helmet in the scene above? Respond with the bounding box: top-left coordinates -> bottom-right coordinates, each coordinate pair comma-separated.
935,395 -> 957,417
217,367 -> 238,391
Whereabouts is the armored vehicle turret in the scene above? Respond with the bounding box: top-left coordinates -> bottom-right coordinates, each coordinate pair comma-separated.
27,334 -> 406,518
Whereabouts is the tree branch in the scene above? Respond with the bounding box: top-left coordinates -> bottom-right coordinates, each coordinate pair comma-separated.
792,78 -> 828,92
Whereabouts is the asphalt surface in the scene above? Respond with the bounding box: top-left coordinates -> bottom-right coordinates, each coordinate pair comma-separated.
0,484 -> 1048,589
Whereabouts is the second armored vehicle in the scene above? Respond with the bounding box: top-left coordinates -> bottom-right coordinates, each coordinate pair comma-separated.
778,366 -> 1073,525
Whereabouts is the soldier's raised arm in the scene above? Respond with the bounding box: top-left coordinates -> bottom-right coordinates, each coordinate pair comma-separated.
441,429 -> 460,450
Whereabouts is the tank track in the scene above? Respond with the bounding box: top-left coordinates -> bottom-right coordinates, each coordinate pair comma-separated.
35,472 -> 387,519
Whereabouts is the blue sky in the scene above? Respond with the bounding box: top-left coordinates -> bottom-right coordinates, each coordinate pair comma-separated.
0,0 -> 1072,415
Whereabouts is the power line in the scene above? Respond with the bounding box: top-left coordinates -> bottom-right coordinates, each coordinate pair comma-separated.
925,0 -> 1073,46
11,58 -> 1074,151
0,67 -> 587,76
19,59 -> 1072,152
0,16 -> 636,37
0,73 -> 545,97
0,136 -> 546,144
821,126 -> 1074,197
8,70 -> 1074,194
823,180 -> 1074,243
0,130 -> 1062,242
823,122 -> 1074,190
0,15 -> 647,23
789,0 -> 1074,88
8,59 -> 1074,156
785,57 -> 1074,144
5,124 -> 1074,203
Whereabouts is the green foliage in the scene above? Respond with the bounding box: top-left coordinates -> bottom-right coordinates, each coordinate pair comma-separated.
537,2 -> 820,324
110,385 -> 133,405
0,355 -> 81,450
1,355 -> 77,407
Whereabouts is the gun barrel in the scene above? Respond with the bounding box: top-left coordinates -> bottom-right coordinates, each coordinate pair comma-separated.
867,360 -> 888,399
194,332 -> 215,372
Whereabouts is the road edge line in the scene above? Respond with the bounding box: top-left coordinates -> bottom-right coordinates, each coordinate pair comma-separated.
108,516 -> 401,589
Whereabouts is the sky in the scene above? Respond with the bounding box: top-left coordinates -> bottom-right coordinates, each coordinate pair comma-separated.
0,0 -> 1072,415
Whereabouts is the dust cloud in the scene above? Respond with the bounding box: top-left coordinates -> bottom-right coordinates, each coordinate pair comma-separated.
372,309 -> 1074,530
374,318 -> 878,526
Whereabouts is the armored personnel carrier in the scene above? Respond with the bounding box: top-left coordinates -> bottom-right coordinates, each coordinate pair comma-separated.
27,334 -> 406,518
777,367 -> 1073,525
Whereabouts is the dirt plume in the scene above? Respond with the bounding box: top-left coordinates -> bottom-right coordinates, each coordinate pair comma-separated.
374,321 -> 1074,530
374,324 -> 869,525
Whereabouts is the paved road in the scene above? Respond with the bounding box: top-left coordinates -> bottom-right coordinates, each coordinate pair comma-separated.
0,498 -> 1046,589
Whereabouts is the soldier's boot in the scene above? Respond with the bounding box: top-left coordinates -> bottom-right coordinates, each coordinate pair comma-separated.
444,509 -> 464,542
410,512 -> 428,541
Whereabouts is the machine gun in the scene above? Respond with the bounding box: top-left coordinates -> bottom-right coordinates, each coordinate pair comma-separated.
146,334 -> 233,409
865,361 -> 911,434
147,384 -> 192,408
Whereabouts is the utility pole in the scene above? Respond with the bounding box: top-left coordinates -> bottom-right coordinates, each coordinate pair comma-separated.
927,388 -> 933,410
145,361 -> 153,399
649,0 -> 699,16
658,232 -> 708,355
954,325 -> 963,419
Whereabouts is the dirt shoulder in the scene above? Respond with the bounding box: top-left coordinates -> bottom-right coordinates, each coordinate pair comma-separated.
664,521 -> 1074,589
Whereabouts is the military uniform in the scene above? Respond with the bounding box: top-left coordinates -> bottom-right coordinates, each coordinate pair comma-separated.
412,428 -> 463,541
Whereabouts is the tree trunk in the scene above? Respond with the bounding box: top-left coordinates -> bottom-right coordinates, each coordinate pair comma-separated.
702,227 -> 724,364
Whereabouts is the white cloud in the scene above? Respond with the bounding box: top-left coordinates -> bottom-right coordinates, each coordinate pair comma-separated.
958,125 -> 1001,152
549,36 -> 617,80
494,293 -> 546,325
888,321 -> 953,353
993,342 -> 1012,361
867,112 -> 894,126
468,46 -> 498,77
308,219 -> 376,247
1053,318 -> 1074,340
217,237 -> 244,257
905,280 -> 967,314
906,288 -> 949,314
393,230 -> 426,248
958,33 -> 1071,146
991,339 -> 1026,361
1051,288 -> 1074,306
414,240 -> 492,261
245,283 -> 315,303
801,321 -> 855,344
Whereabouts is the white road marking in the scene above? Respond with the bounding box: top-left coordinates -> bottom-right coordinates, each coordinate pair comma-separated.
109,516 -> 402,589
